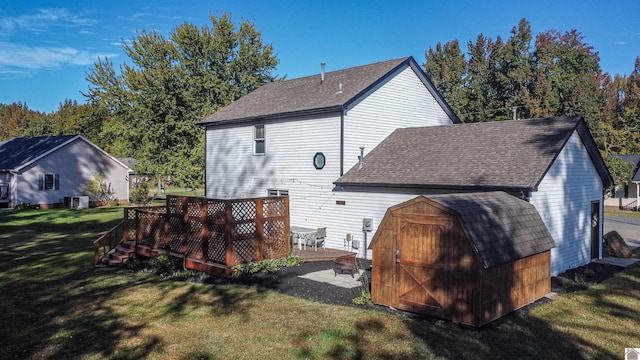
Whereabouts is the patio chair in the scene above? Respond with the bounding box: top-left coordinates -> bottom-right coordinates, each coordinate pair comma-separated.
291,232 -> 300,249
307,227 -> 326,251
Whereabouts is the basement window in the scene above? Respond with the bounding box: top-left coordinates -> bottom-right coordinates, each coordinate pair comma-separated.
267,189 -> 288,197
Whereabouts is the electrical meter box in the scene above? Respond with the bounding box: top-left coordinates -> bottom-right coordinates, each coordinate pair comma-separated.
363,218 -> 373,232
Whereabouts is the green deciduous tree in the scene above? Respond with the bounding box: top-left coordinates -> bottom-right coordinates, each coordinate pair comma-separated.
0,102 -> 50,139
85,13 -> 278,189
49,99 -> 111,147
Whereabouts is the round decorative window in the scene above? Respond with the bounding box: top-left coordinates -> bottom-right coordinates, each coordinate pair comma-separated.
313,152 -> 326,170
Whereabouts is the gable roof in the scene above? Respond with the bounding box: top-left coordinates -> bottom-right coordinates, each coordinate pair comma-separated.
0,135 -> 131,172
198,56 -> 460,125
426,192 -> 556,268
336,115 -> 613,192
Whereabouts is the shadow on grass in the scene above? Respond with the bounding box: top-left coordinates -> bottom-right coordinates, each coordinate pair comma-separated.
0,207 -> 275,359
3,208 -> 639,359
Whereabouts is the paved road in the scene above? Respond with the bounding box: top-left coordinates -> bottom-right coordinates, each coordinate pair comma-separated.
604,216 -> 640,250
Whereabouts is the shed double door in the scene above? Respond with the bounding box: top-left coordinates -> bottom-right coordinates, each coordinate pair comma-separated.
395,215 -> 450,316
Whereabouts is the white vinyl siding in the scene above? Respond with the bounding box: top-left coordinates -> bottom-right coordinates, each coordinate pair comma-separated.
16,138 -> 130,206
529,131 -> 603,276
204,63 -> 457,256
206,114 -> 342,200
343,65 -> 453,171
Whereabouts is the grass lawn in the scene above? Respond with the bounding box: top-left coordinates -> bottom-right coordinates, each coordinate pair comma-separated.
605,209 -> 640,219
1,208 -> 639,359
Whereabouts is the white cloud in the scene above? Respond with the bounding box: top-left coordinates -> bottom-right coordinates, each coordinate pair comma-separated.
610,41 -> 628,45
0,8 -> 97,33
0,41 -> 116,75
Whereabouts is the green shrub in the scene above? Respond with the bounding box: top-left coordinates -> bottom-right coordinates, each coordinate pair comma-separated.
130,182 -> 151,205
232,255 -> 303,277
148,252 -> 178,274
15,202 -> 33,211
574,272 -> 586,285
352,262 -> 372,305
583,268 -> 596,278
86,173 -> 114,205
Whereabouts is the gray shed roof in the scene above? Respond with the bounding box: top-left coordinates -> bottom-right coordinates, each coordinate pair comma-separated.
0,135 -> 79,171
199,56 -> 459,125
336,115 -> 613,191
427,191 -> 556,268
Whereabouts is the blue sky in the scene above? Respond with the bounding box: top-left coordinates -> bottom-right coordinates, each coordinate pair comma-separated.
1,0 -> 638,113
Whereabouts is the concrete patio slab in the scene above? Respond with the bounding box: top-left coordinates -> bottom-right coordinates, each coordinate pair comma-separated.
299,269 -> 365,289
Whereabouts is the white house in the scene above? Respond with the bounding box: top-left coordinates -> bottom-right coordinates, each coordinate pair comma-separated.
199,56 -> 612,276
604,154 -> 640,211
199,56 -> 459,252
0,135 -> 131,208
335,116 -> 613,275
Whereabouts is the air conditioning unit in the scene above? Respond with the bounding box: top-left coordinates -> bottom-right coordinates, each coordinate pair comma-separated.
65,196 -> 89,209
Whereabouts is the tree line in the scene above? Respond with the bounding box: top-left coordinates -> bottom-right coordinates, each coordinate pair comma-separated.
1,16 -> 639,188
423,18 -> 640,185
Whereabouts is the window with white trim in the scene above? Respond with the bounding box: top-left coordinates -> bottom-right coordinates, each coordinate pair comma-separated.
254,124 -> 265,155
38,173 -> 59,191
267,189 -> 288,197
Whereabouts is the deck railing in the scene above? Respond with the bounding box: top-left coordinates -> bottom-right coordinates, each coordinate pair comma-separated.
93,205 -> 168,265
94,196 -> 290,275
93,220 -> 124,265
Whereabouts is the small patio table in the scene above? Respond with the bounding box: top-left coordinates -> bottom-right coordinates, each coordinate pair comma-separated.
290,226 -> 316,250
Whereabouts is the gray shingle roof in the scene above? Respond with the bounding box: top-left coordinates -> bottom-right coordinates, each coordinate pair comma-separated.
199,56 -> 459,125
0,135 -> 79,171
336,115 -> 612,191
426,191 -> 556,268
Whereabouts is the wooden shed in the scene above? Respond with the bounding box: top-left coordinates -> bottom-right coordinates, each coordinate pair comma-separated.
369,191 -> 555,327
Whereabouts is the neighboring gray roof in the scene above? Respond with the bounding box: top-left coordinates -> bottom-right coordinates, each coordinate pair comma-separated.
336,115 -> 613,191
199,56 -> 460,125
117,157 -> 137,172
0,135 -> 79,171
609,154 -> 640,182
426,191 -> 556,268
0,135 -> 131,173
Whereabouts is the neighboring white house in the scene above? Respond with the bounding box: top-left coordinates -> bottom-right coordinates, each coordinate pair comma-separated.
199,56 -> 612,276
604,154 -> 640,211
0,135 -> 131,208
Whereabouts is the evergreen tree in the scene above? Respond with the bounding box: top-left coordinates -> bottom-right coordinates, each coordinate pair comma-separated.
424,40 -> 467,117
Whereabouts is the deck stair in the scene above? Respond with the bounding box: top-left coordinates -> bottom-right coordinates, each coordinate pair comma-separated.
102,241 -> 136,266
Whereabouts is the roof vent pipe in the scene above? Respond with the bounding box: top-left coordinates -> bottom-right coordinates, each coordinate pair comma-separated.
358,147 -> 365,169
320,62 -> 326,84
337,83 -> 343,93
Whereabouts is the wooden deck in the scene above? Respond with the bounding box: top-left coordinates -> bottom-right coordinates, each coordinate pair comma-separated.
291,247 -> 357,262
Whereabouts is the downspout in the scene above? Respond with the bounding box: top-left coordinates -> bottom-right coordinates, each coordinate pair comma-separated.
204,126 -> 208,197
636,182 -> 639,211
10,170 -> 17,208
340,108 -> 345,176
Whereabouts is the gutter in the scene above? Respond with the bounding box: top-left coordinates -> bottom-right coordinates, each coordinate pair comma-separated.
200,105 -> 344,128
333,181 -> 533,194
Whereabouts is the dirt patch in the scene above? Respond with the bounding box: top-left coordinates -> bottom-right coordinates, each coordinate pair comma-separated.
550,261 -> 626,294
